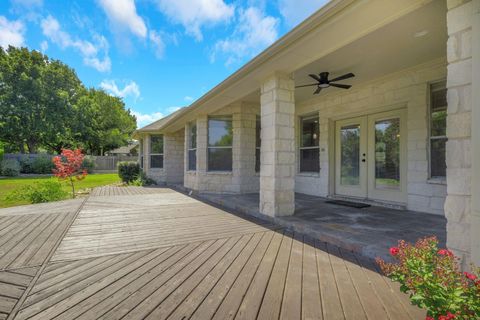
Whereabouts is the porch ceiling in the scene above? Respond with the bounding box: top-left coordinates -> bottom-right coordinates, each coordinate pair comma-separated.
162,0 -> 446,133
293,0 -> 447,103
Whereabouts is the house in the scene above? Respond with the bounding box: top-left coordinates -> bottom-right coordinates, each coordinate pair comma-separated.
134,0 -> 479,266
105,142 -> 139,156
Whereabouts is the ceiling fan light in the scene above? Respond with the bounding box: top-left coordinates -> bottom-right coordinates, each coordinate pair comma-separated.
319,83 -> 329,88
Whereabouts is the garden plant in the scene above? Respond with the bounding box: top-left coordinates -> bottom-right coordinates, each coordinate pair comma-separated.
377,236 -> 480,319
52,149 -> 88,198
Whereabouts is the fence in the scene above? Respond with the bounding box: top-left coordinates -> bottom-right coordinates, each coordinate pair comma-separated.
3,154 -> 138,173
88,155 -> 138,172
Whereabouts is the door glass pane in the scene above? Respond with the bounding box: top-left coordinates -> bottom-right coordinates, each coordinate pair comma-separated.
375,118 -> 400,190
340,125 -> 360,185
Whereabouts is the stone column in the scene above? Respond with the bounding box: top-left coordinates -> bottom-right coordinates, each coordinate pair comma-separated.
470,0 -> 480,265
233,103 -> 258,193
259,73 -> 296,217
196,116 -> 208,192
445,0 -> 480,267
164,130 -> 184,184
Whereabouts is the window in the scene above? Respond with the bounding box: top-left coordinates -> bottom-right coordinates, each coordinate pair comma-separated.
300,115 -> 320,172
208,116 -> 233,171
149,134 -> 164,168
188,122 -> 197,171
429,81 -> 447,179
139,139 -> 144,169
255,116 -> 261,172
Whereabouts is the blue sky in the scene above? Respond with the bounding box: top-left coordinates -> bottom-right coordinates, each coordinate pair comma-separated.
0,0 -> 328,127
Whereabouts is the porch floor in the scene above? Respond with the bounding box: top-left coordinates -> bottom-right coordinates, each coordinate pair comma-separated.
196,192 -> 447,261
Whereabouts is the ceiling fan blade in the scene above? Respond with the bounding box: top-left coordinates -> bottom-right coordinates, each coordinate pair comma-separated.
329,72 -> 355,82
314,87 -> 322,94
295,83 -> 318,88
330,83 -> 352,89
308,74 -> 321,82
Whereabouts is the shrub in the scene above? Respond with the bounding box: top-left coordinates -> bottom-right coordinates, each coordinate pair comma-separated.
31,155 -> 55,174
376,236 -> 480,319
1,159 -> 20,176
82,157 -> 95,173
118,161 -> 140,184
19,156 -> 34,173
6,181 -> 68,204
131,171 -> 156,186
53,149 -> 88,198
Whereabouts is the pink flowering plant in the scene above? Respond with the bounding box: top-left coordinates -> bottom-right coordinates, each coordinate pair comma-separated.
376,236 -> 479,319
52,149 -> 88,198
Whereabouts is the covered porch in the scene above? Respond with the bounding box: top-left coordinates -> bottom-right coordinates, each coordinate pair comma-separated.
194,191 -> 447,261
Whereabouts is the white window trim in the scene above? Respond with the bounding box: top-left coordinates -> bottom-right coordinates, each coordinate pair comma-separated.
428,81 -> 447,181
188,123 -> 197,171
149,134 -> 164,169
299,114 -> 320,173
207,116 -> 233,172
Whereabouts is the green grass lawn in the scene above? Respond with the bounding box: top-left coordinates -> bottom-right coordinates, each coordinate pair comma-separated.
0,173 -> 121,208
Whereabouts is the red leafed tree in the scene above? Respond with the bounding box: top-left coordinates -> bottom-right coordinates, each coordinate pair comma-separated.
52,149 -> 88,198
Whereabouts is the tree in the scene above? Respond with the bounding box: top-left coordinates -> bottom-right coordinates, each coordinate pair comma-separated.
52,149 -> 87,198
0,47 -> 137,155
73,89 -> 137,155
0,46 -> 84,153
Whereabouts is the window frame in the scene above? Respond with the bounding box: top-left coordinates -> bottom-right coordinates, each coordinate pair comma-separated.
149,134 -> 164,169
299,114 -> 320,173
428,80 -> 447,180
255,115 -> 261,173
207,116 -> 233,172
139,138 -> 144,169
188,122 -> 197,171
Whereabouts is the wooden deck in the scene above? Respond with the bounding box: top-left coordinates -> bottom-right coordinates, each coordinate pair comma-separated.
0,186 -> 425,319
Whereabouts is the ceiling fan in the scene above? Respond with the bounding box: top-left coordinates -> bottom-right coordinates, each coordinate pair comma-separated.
296,72 -> 355,94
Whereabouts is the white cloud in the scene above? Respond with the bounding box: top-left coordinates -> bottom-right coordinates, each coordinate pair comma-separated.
0,16 -> 25,49
40,40 -> 48,52
132,110 -> 164,127
149,30 -> 165,59
97,0 -> 147,38
100,80 -> 140,100
184,96 -> 194,102
211,7 -> 278,65
153,0 -> 234,41
40,15 -> 111,72
278,0 -> 329,27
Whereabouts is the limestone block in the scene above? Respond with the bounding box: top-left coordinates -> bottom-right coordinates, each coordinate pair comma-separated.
447,1 -> 473,35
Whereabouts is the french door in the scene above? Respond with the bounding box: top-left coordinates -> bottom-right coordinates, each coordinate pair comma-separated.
334,110 -> 406,203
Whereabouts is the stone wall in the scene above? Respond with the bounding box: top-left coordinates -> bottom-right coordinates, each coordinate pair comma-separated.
164,129 -> 184,184
296,59 -> 447,215
185,103 -> 260,194
445,0 -> 479,266
259,73 -> 296,217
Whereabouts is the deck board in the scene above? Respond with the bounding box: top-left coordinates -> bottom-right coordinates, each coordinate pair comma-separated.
0,186 -> 426,319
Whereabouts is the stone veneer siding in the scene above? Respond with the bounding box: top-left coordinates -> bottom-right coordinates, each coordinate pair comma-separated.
445,0 -> 479,267
184,103 -> 259,194
142,130 -> 184,185
259,73 -> 296,217
295,59 -> 447,215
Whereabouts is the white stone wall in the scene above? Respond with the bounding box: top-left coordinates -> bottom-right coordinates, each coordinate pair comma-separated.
259,73 -> 296,217
296,59 -> 447,215
184,103 -> 260,194
445,0 -> 479,266
164,129 -> 184,184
